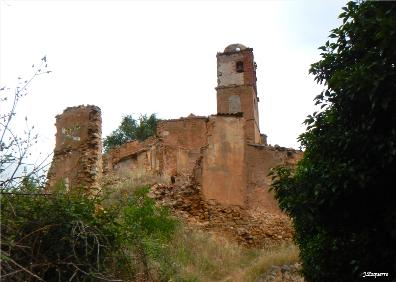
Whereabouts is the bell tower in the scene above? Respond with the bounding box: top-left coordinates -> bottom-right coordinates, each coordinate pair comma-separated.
216,44 -> 261,144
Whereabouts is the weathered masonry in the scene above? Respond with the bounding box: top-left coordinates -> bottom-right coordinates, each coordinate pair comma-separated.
47,44 -> 302,213
47,105 -> 102,193
216,44 -> 262,144
103,44 -> 302,211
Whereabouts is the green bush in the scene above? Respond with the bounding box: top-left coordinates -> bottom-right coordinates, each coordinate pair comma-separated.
1,182 -> 177,281
270,2 -> 396,281
103,114 -> 160,152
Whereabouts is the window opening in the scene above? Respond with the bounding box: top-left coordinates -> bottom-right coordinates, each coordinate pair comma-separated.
236,61 -> 244,73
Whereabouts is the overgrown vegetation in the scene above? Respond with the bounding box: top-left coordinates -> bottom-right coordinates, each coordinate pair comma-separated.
103,114 -> 160,152
270,1 -> 396,281
1,182 -> 177,281
1,179 -> 300,282
168,228 -> 299,282
102,173 -> 301,281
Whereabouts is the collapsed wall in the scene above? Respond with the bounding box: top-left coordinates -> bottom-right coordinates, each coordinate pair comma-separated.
45,44 -> 304,248
105,113 -> 302,211
45,102 -> 301,247
46,103 -> 302,212
103,136 -> 159,183
149,180 -> 294,247
46,105 -> 102,193
104,115 -> 208,185
46,44 -> 302,212
44,103 -> 300,244
246,144 -> 302,214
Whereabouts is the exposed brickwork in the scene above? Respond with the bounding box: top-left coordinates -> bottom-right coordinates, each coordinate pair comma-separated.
47,105 -> 102,193
242,49 -> 257,89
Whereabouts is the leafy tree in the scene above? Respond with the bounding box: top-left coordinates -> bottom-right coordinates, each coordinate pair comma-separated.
270,2 -> 396,281
103,114 -> 160,152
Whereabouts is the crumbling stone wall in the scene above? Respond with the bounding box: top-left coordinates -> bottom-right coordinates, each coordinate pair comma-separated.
246,144 -> 303,213
103,137 -> 161,186
47,105 -> 102,193
104,113 -> 302,210
47,44 -> 302,216
105,116 -> 209,185
104,137 -> 156,167
104,137 -> 157,172
157,116 -> 208,181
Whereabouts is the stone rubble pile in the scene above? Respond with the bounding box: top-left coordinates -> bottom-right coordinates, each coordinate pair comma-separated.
149,179 -> 294,247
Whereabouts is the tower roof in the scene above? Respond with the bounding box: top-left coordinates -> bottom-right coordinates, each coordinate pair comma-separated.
223,43 -> 248,53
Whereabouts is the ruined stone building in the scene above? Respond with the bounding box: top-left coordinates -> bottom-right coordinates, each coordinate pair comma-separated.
47,44 -> 301,214
46,105 -> 102,193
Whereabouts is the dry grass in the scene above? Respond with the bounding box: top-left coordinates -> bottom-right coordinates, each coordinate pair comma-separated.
232,243 -> 300,282
168,227 -> 300,282
100,172 -> 300,281
168,228 -> 247,281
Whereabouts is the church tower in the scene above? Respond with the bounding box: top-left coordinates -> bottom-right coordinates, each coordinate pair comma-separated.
216,44 -> 261,144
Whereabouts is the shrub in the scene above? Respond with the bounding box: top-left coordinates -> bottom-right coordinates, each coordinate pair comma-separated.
0,182 -> 177,281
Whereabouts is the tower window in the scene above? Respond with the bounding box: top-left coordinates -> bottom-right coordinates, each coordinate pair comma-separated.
236,61 -> 244,73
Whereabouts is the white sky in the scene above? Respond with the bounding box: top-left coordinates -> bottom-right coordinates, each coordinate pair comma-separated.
0,0 -> 346,161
